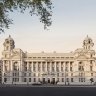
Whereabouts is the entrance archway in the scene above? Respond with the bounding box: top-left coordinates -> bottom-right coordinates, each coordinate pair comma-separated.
48,78 -> 50,83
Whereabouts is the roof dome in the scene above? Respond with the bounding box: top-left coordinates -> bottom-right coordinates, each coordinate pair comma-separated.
84,35 -> 92,41
83,35 -> 94,50
5,35 -> 14,41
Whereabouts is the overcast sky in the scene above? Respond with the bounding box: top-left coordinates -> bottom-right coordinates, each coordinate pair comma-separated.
0,0 -> 96,56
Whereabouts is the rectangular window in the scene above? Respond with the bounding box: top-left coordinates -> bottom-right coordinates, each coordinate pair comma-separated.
29,73 -> 31,76
71,78 -> 73,82
52,67 -> 55,72
66,78 -> 69,82
33,73 -> 36,77
57,78 -> 59,82
29,78 -> 31,82
65,67 -> 68,72
62,73 -> 64,76
90,66 -> 93,71
34,78 -> 36,82
33,67 -> 36,72
56,67 -> 59,72
24,73 -> 26,76
62,78 -> 64,82
38,67 -> 41,72
61,67 -> 63,71
70,67 -> 72,71
79,78 -> 85,82
38,78 -> 40,82
57,73 -> 59,76
91,73 -> 93,76
4,78 -> 7,82
24,78 -> 26,82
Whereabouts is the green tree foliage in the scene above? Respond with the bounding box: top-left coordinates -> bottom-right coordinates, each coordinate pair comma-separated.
0,0 -> 52,33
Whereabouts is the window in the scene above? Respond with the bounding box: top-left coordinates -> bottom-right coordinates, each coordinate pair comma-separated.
90,66 -> 93,71
33,67 -> 36,72
61,67 -> 63,71
79,78 -> 85,82
70,67 -> 73,71
62,78 -> 64,82
65,67 -> 68,72
38,78 -> 40,82
29,78 -> 31,82
52,67 -> 55,72
24,73 -> 26,76
57,73 -> 59,76
4,78 -> 7,82
38,73 -> 40,77
78,66 -> 84,71
62,73 -> 64,76
33,73 -> 36,77
70,62 -> 73,66
34,78 -> 36,82
91,73 -> 93,76
71,78 -> 73,82
56,67 -> 59,72
29,73 -> 31,76
24,78 -> 26,82
33,57 -> 36,59
71,73 -> 73,76
79,62 -> 82,64
66,78 -> 69,82
57,78 -> 59,82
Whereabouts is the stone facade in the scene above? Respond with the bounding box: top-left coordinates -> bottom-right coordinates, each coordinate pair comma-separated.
1,35 -> 96,85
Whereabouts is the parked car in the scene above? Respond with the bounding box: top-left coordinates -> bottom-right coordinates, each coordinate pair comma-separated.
57,82 -> 64,85
32,82 -> 42,85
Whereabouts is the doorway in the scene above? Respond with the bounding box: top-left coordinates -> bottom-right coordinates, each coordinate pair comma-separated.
48,78 -> 50,83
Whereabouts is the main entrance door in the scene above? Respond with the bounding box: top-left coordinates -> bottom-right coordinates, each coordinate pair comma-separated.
42,78 -> 45,83
52,78 -> 55,84
48,78 -> 50,83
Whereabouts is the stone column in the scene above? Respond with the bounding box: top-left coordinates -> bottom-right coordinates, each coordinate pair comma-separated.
59,62 -> 62,82
36,62 -> 38,82
54,62 -> 56,73
19,60 -> 22,83
31,62 -> 33,72
50,62 -> 52,73
10,60 -> 13,84
27,62 -> 29,71
45,62 -> 47,72
2,61 -> 5,84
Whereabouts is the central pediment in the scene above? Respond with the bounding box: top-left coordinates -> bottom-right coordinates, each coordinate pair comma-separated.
75,54 -> 89,60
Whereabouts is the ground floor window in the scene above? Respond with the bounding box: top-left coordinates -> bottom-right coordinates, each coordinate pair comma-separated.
24,78 -> 26,82
4,78 -> 7,82
66,78 -> 69,82
57,78 -> 59,82
12,78 -> 19,82
62,78 -> 64,82
33,78 -> 36,82
38,78 -> 41,82
29,78 -> 31,82
71,78 -> 73,82
79,78 -> 85,82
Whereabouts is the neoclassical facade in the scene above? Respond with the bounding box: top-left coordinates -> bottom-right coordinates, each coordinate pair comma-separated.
1,35 -> 96,85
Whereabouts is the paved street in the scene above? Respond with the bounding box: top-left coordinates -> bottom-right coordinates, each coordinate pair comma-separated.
0,86 -> 96,96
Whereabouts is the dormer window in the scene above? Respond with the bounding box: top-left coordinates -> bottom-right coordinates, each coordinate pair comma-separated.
88,40 -> 90,44
6,41 -> 9,44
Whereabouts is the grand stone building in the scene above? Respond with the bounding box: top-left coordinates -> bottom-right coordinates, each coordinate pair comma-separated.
1,35 -> 96,85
